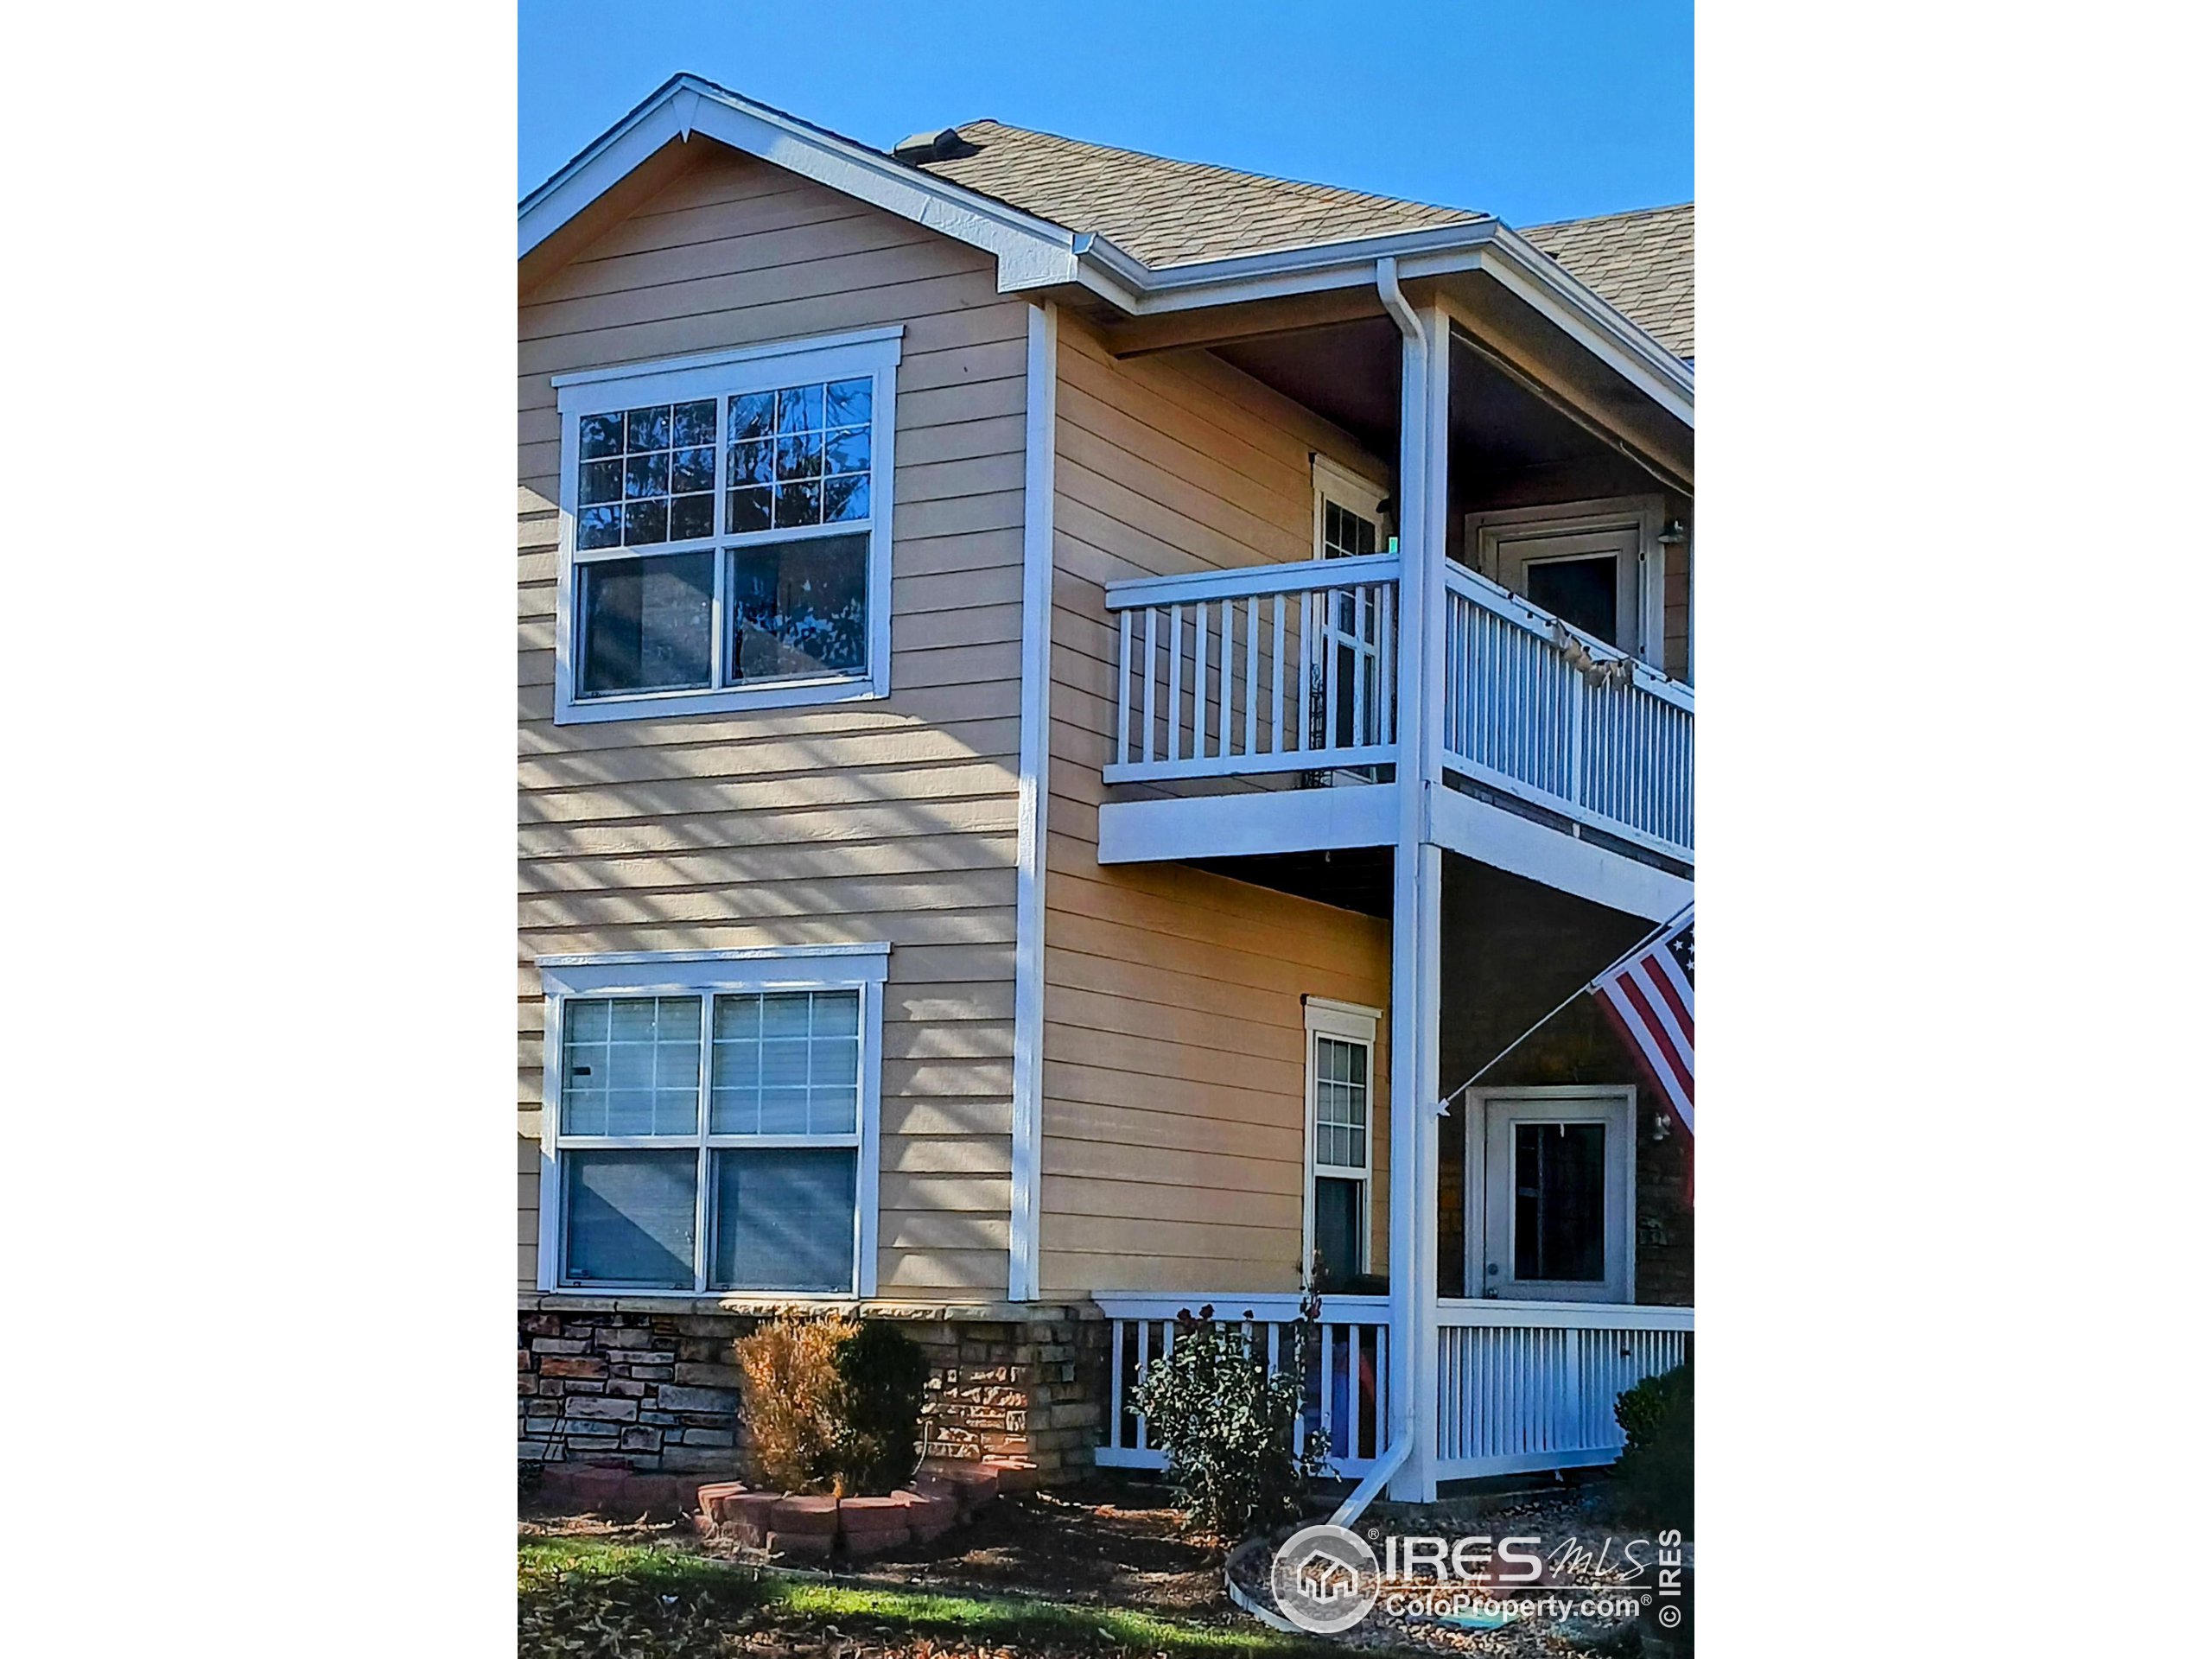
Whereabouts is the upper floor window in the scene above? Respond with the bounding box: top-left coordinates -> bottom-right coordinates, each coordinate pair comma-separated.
551,327 -> 902,723
1311,453 -> 1389,562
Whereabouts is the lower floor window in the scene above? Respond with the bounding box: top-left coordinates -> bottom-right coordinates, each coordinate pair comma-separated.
1306,1000 -> 1379,1289
539,952 -> 885,1295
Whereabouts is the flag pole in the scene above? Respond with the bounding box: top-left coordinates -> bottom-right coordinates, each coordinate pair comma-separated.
1438,901 -> 1692,1113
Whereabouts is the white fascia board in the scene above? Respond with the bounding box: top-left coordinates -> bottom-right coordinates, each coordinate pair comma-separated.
519,74 -> 1089,283
1049,222 -> 1691,429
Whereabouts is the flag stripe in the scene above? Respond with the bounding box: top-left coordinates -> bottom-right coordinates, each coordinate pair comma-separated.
1592,912 -> 1694,1135
1627,961 -> 1694,1078
1646,950 -> 1694,1046
1612,970 -> 1692,1104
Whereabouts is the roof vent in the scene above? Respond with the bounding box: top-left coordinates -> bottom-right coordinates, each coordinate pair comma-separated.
893,128 -> 976,163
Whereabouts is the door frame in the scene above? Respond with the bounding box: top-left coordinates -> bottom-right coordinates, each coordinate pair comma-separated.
1465,494 -> 1668,670
1464,1084 -> 1637,1304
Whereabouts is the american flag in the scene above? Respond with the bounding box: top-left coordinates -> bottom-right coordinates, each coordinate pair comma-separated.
1593,911 -> 1694,1134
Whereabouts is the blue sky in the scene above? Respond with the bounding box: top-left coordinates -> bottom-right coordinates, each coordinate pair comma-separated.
519,1 -> 1690,229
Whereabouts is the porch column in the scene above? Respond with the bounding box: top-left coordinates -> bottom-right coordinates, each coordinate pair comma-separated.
1384,290 -> 1450,1503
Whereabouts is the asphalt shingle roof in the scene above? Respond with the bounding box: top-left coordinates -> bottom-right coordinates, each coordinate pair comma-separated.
910,122 -> 1691,359
912,120 -> 1489,270
1522,204 -> 1694,358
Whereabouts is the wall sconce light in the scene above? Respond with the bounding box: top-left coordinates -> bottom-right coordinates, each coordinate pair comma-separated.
1658,519 -> 1688,546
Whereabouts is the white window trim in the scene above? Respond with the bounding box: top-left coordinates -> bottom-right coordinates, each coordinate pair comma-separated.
1311,453 -> 1392,557
534,943 -> 889,1299
1465,1084 -> 1637,1305
1303,997 -> 1381,1281
550,327 -> 903,725
1464,494 -> 1669,671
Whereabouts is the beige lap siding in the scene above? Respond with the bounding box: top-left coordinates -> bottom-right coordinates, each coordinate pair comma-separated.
1039,315 -> 1395,1298
518,143 -> 1029,1296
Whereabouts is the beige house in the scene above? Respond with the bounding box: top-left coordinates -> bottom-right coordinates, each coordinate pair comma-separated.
518,76 -> 1693,1502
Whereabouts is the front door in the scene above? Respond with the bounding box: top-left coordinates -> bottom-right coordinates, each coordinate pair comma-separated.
1466,496 -> 1666,666
1473,1087 -> 1635,1302
1488,524 -> 1643,654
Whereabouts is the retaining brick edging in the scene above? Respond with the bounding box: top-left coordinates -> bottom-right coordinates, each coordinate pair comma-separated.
694,1459 -> 1000,1559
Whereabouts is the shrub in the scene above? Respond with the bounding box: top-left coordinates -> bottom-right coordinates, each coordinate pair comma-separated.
734,1316 -> 927,1496
734,1315 -> 851,1492
1610,1358 -> 1692,1530
1129,1300 -> 1327,1541
830,1320 -> 930,1494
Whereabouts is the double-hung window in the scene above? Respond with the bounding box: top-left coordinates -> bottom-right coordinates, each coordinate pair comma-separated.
1305,998 -> 1380,1288
536,946 -> 887,1296
551,327 -> 901,723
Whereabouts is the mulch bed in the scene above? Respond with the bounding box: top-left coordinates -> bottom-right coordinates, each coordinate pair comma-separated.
524,1475 -> 1229,1611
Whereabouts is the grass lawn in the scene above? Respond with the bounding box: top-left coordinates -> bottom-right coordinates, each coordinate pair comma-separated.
519,1535 -> 1343,1659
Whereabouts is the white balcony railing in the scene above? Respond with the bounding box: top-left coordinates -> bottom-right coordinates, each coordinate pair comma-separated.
1093,1292 -> 1692,1481
1441,566 -> 1695,861
1103,556 -> 1694,862
1104,557 -> 1399,784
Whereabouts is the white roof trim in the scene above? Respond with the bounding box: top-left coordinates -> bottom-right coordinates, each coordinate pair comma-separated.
521,75 -> 1690,423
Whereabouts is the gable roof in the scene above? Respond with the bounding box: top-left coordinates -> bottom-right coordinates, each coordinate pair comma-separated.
519,76 -> 1691,420
909,120 -> 1490,270
1523,205 -> 1694,358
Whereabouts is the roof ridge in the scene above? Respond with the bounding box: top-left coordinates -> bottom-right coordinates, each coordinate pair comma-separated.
948,117 -> 1483,219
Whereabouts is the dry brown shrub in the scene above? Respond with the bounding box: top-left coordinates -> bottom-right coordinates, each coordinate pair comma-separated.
734,1314 -> 856,1492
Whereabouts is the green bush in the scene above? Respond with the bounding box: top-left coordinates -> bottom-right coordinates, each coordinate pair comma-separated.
1610,1358 -> 1692,1530
1130,1300 -> 1328,1541
831,1320 -> 929,1494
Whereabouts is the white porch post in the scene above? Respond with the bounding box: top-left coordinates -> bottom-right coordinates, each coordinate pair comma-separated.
1384,283 -> 1449,1503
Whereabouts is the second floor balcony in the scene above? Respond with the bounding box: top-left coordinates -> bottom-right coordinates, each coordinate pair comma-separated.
1098,551 -> 1694,917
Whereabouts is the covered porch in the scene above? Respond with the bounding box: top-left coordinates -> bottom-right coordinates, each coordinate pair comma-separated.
1076,265 -> 1693,1500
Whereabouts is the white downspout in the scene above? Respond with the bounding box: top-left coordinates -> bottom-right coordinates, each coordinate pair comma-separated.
1361,257 -> 1446,1518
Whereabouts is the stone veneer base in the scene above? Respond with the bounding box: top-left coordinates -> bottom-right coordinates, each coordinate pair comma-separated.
519,1295 -> 1107,1483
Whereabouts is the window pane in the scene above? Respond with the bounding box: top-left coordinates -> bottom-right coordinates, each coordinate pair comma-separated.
710,990 -> 861,1136
671,399 -> 717,448
824,378 -> 871,425
823,474 -> 870,524
775,384 -> 823,435
728,391 -> 774,440
774,478 -> 823,528
671,446 -> 715,493
579,413 -> 623,460
1512,1122 -> 1607,1281
563,995 -> 699,1136
577,551 -> 712,697
1525,556 -> 1620,647
726,486 -> 772,533
710,1147 -> 857,1292
727,534 -> 868,683
1313,1175 -> 1362,1287
669,493 -> 713,541
776,432 -> 823,480
563,1150 -> 697,1287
